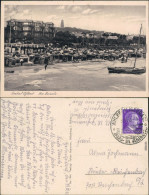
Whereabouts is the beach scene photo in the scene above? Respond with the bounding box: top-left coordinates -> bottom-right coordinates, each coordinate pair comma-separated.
3,3 -> 147,91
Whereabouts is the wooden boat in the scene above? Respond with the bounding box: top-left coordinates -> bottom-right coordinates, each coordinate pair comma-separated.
108,24 -> 146,74
108,67 -> 146,74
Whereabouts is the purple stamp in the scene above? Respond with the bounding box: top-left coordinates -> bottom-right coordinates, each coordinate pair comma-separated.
123,109 -> 143,134
110,108 -> 148,145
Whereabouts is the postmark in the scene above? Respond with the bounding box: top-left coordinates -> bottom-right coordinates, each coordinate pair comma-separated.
110,108 -> 148,145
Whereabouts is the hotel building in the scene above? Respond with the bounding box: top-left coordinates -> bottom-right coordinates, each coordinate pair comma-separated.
5,19 -> 55,43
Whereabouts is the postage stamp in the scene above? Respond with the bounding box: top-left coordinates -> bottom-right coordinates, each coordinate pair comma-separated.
111,108 -> 148,145
123,109 -> 143,134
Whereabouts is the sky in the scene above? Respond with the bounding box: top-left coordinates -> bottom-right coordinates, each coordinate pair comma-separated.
4,5 -> 146,35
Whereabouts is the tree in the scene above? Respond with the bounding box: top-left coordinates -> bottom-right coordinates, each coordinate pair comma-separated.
53,31 -> 78,46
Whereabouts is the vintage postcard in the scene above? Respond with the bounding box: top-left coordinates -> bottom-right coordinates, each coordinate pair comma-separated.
1,97 -> 148,194
1,1 -> 148,97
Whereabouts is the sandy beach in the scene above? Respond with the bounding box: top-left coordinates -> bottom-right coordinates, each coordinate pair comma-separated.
4,58 -> 146,91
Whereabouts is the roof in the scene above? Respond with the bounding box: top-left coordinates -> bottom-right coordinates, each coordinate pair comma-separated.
107,36 -> 118,40
45,22 -> 54,25
8,19 -> 33,23
33,20 -> 43,23
7,19 -> 54,25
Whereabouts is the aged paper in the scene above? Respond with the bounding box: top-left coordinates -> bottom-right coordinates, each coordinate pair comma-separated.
1,1 -> 149,97
1,98 -> 148,194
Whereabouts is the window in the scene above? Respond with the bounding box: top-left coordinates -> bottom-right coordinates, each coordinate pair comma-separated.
23,32 -> 29,36
9,21 -> 15,26
35,23 -> 41,27
23,22 -> 29,25
35,33 -> 40,37
14,26 -> 21,31
35,27 -> 41,32
45,28 -> 49,32
23,27 -> 31,31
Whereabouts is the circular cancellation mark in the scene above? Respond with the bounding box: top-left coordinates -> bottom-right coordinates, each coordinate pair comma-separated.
110,108 -> 148,145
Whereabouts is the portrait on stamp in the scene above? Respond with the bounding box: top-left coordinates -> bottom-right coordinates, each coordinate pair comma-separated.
123,109 -> 143,134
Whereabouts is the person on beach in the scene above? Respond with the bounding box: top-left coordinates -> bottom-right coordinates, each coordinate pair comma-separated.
45,64 -> 48,70
44,57 -> 48,70
20,59 -> 23,66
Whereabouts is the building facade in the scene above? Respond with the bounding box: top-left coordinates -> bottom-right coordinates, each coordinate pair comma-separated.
5,19 -> 55,43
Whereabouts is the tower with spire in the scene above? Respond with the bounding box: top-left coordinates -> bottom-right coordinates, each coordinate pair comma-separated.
61,19 -> 64,28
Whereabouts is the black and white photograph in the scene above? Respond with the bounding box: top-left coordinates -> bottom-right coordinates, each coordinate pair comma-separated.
1,1 -> 148,94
